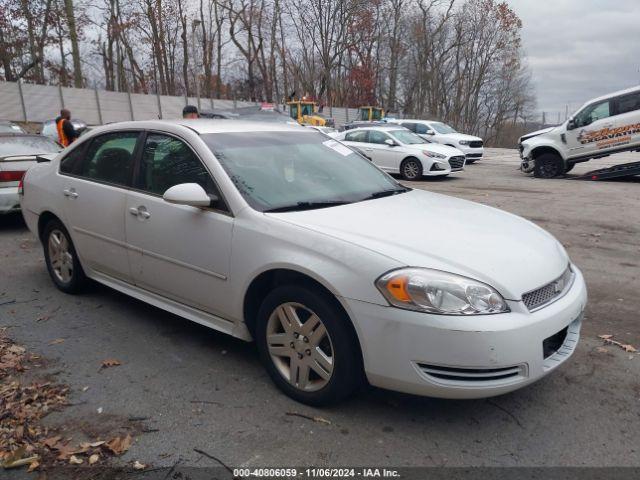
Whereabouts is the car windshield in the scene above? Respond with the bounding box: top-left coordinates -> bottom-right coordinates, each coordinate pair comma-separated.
203,131 -> 406,212
430,122 -> 457,134
389,130 -> 426,145
0,135 -> 61,157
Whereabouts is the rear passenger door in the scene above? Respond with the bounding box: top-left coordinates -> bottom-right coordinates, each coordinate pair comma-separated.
366,130 -> 400,172
58,130 -> 141,282
612,91 -> 640,150
125,132 -> 233,316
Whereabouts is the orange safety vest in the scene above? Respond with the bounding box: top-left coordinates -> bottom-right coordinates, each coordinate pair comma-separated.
56,118 -> 70,147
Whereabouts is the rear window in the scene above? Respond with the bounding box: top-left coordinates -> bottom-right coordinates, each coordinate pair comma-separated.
0,136 -> 61,157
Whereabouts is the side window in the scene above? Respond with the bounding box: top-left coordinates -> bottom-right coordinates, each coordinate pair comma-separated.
415,123 -> 429,134
368,130 -> 390,145
136,133 -> 225,209
59,143 -> 86,174
401,123 -> 416,133
78,131 -> 139,186
614,92 -> 640,116
575,100 -> 611,128
345,130 -> 368,143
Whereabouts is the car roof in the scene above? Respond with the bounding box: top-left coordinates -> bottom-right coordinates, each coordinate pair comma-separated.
588,85 -> 640,104
93,119 -> 305,135
391,119 -> 440,124
345,125 -> 406,132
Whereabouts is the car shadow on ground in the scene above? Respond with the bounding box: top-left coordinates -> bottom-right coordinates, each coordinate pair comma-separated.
0,212 -> 27,232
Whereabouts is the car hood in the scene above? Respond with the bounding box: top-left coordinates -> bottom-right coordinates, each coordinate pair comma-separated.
269,190 -> 568,299
417,142 -> 465,157
519,126 -> 557,143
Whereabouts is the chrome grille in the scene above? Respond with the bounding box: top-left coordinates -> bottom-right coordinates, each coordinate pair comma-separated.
522,266 -> 574,311
469,140 -> 483,148
448,156 -> 465,170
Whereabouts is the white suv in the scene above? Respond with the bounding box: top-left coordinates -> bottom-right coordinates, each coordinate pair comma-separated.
388,119 -> 484,163
336,126 -> 466,180
520,86 -> 640,178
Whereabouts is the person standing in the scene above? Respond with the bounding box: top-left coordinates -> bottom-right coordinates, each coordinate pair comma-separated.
55,109 -> 79,147
182,105 -> 200,119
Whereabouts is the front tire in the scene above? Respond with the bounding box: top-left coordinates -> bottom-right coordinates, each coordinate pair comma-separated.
256,285 -> 363,406
400,157 -> 423,181
43,219 -> 88,293
534,153 -> 565,178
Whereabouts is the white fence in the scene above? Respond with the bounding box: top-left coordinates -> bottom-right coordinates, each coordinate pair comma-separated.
0,81 -> 256,124
0,80 -> 369,127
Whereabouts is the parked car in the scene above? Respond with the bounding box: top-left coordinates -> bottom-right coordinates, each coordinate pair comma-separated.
335,126 -> 466,180
306,125 -> 337,136
519,85 -> 640,178
388,119 -> 484,163
20,120 -> 587,405
0,121 -> 27,134
0,134 -> 61,214
40,119 -> 88,141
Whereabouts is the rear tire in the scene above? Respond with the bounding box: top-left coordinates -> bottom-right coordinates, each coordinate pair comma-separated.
256,285 -> 363,406
400,157 -> 423,181
43,219 -> 88,294
534,153 -> 565,178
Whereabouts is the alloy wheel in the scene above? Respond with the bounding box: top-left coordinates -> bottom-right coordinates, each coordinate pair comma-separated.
266,302 -> 334,392
48,229 -> 74,283
403,161 -> 420,179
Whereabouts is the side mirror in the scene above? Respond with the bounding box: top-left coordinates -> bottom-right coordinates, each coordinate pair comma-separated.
567,118 -> 576,130
163,183 -> 216,208
426,130 -> 435,135
384,138 -> 397,147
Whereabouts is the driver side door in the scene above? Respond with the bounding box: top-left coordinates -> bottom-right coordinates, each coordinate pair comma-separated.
566,99 -> 614,159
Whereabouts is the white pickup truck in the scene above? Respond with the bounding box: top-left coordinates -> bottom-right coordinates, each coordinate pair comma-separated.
520,86 -> 640,178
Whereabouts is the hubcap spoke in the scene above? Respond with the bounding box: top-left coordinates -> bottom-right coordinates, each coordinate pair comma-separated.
266,302 -> 334,393
48,230 -> 73,284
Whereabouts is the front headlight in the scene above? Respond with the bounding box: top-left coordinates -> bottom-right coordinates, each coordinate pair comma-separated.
422,151 -> 446,159
376,268 -> 509,315
458,140 -> 470,146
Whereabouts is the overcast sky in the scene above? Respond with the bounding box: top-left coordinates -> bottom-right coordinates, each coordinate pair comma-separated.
506,0 -> 640,119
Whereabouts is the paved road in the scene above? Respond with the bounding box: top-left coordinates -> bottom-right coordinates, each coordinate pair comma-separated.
1,149 -> 639,470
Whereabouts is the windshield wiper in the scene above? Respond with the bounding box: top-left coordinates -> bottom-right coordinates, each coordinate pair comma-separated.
264,200 -> 350,213
361,187 -> 411,201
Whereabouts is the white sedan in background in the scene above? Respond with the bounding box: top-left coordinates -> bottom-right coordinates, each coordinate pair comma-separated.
20,120 -> 586,405
388,119 -> 484,163
335,126 -> 466,180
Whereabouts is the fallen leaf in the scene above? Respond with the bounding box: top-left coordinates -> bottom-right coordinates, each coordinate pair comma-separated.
3,455 -> 39,469
101,359 -> 121,369
105,434 -> 132,455
596,347 -> 608,353
8,345 -> 25,354
36,315 -> 49,322
69,455 -> 83,465
133,460 -> 146,470
48,338 -> 65,345
27,460 -> 40,472
97,407 -> 103,414
43,436 -> 62,449
82,386 -> 90,392
88,454 -> 100,465
621,344 -> 637,353
598,334 -> 613,340
89,441 -> 105,448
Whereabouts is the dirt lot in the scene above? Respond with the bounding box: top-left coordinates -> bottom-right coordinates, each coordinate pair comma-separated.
1,148 -> 639,473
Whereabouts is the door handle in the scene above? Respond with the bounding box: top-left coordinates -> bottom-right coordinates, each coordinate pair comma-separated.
63,188 -> 78,199
129,206 -> 151,219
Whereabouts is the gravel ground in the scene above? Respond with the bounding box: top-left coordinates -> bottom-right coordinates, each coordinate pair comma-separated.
1,148 -> 639,473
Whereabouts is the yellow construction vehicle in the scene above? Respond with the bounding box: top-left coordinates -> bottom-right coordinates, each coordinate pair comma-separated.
286,99 -> 334,127
359,106 -> 385,121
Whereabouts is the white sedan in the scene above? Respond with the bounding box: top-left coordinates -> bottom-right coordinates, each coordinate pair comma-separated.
335,126 -> 466,180
20,120 -> 587,405
388,119 -> 484,163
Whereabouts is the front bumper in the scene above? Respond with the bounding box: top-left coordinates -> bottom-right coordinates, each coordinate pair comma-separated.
458,146 -> 483,160
344,266 -> 587,399
0,187 -> 20,214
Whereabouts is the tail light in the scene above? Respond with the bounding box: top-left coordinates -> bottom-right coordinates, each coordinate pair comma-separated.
0,171 -> 25,183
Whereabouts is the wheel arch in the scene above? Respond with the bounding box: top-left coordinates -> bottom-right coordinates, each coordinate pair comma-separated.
531,145 -> 563,161
37,211 -> 65,243
242,268 -> 364,363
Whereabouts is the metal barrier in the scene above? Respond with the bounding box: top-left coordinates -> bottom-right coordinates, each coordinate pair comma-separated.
0,81 -> 255,124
